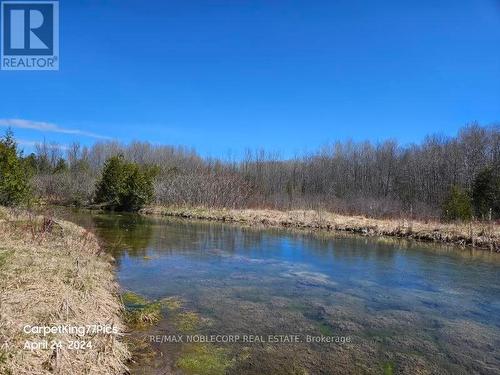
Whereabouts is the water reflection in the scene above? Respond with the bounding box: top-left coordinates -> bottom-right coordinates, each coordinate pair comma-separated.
60,210 -> 500,374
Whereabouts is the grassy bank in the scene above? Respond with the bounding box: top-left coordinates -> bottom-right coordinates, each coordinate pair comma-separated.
0,207 -> 129,374
141,206 -> 499,251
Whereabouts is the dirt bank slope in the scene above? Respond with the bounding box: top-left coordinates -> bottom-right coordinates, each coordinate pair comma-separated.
141,206 -> 499,250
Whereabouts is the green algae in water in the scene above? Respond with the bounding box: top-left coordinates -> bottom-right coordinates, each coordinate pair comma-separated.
174,311 -> 200,333
160,296 -> 183,311
122,292 -> 192,329
383,362 -> 394,375
122,291 -> 162,327
177,344 -> 234,375
122,291 -> 149,307
316,322 -> 335,336
125,303 -> 162,327
287,301 -> 309,313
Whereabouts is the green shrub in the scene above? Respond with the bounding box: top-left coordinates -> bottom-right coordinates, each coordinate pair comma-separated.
0,130 -> 31,206
442,186 -> 472,222
472,166 -> 500,220
94,155 -> 157,211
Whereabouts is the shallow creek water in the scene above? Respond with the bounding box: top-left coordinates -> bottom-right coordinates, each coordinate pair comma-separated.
62,210 -> 500,375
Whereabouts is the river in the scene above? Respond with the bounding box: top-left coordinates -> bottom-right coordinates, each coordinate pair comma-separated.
62,210 -> 500,375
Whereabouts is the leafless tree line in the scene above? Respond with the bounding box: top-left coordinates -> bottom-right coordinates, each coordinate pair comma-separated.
28,123 -> 499,219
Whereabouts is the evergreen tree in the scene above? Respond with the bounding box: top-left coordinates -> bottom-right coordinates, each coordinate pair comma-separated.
442,186 -> 472,222
94,155 -> 157,211
472,166 -> 500,220
0,129 -> 31,206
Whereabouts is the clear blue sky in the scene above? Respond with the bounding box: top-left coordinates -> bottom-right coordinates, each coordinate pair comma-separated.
1,0 -> 499,157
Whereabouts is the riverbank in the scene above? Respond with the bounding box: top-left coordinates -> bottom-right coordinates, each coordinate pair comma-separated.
0,207 -> 129,374
141,206 -> 500,250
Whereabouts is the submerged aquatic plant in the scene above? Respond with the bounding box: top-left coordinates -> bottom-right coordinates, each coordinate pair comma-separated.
177,344 -> 234,375
160,296 -> 183,311
122,291 -> 149,306
122,291 -> 162,327
316,322 -> 335,336
383,362 -> 394,375
174,311 -> 200,333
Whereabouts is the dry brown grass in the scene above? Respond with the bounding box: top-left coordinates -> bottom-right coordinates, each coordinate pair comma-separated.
0,207 -> 130,374
141,206 -> 500,250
